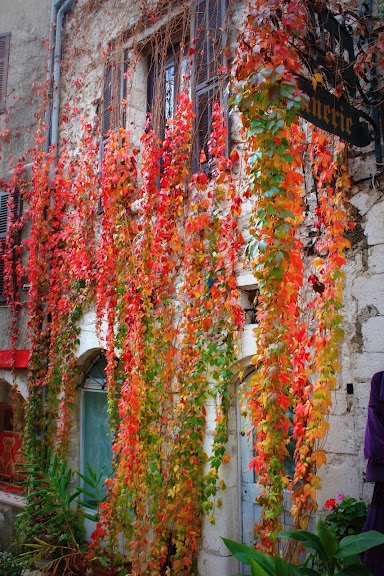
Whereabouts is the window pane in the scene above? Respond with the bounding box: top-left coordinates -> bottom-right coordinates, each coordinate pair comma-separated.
82,390 -> 112,505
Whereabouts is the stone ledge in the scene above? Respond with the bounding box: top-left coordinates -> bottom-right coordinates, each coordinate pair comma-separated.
0,489 -> 26,507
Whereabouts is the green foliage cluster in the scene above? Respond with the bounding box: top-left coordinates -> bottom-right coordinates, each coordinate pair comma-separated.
0,551 -> 25,576
222,516 -> 384,575
15,447 -> 86,574
324,497 -> 368,539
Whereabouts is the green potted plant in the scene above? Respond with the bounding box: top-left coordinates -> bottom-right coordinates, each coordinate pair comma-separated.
222,516 -> 384,575
324,493 -> 368,539
16,447 -> 87,575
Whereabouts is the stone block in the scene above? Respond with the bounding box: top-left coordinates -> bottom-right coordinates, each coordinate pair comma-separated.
368,244 -> 384,274
318,453 -> 362,508
198,548 -> 240,576
361,316 -> 384,353
355,353 -> 384,381
349,155 -> 378,185
365,202 -> 384,245
329,389 -> 352,416
238,325 -> 257,359
324,414 -> 355,454
200,486 -> 240,551
351,274 -> 384,315
350,188 -> 381,216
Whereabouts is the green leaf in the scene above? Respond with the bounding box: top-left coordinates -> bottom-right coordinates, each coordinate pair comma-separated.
274,554 -> 289,576
336,565 -> 375,575
316,517 -> 339,557
335,530 -> 384,558
221,538 -> 275,575
250,558 -> 271,576
289,567 -> 318,576
279,531 -> 328,564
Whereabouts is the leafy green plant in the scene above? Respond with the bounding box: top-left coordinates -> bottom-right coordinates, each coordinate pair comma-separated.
222,517 -> 384,575
16,447 -> 86,573
0,551 -> 25,576
76,462 -> 106,522
324,495 -> 368,539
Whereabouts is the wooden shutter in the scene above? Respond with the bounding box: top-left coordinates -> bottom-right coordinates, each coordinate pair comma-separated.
192,0 -> 228,170
0,189 -> 22,302
0,258 -> 4,301
0,192 -> 8,239
0,34 -> 10,114
0,191 -> 7,301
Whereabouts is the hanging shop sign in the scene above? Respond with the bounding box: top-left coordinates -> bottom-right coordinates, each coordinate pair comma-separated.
293,0 -> 381,158
0,349 -> 30,368
298,76 -> 375,147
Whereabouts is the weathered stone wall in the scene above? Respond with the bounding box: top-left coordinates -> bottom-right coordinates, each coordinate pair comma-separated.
0,0 -> 383,570
0,0 -> 50,352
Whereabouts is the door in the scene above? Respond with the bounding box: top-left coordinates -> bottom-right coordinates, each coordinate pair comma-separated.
239,371 -> 297,550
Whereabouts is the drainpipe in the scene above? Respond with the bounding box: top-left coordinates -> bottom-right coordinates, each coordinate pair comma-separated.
51,0 -> 75,156
45,0 -> 63,153
38,0 -> 73,425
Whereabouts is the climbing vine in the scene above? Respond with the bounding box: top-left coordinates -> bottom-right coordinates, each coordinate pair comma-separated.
0,0 -> 364,569
232,0 -> 354,554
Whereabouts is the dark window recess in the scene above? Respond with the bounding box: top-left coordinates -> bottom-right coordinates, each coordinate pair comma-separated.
192,0 -> 228,171
98,48 -> 128,212
101,48 -> 128,139
240,288 -> 258,325
0,189 -> 22,303
147,44 -> 187,138
0,33 -> 10,114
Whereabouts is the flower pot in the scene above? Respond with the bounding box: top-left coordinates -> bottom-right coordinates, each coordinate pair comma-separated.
91,564 -> 118,576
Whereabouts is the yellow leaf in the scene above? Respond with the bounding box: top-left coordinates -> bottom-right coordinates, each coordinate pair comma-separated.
312,73 -> 323,90
311,450 -> 327,467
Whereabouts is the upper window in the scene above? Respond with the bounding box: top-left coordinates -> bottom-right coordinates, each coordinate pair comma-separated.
0,33 -> 10,114
0,189 -> 21,303
147,43 -> 188,136
192,0 -> 228,169
145,0 -> 228,169
101,48 -> 128,140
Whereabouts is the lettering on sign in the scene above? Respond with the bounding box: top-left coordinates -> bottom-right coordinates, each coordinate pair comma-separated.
298,77 -> 376,148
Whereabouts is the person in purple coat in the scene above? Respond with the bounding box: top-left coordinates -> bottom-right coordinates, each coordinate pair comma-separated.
362,370 -> 384,574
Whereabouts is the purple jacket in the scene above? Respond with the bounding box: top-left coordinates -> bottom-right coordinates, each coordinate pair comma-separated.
364,371 -> 384,482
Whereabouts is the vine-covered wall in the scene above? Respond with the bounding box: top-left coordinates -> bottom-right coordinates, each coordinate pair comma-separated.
0,0 -> 383,573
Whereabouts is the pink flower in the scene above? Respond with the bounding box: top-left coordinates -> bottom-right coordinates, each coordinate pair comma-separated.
338,493 -> 344,501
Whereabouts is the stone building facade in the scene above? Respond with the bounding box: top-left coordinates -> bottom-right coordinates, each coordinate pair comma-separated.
0,0 -> 51,549
0,0 -> 383,573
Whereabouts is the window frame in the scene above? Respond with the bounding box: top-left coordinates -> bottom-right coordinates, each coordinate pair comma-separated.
191,0 -> 229,172
0,33 -> 10,114
101,47 -> 129,140
80,356 -> 112,507
146,42 -> 189,137
0,188 -> 22,303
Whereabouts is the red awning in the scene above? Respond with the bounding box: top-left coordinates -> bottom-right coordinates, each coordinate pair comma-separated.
0,350 -> 30,369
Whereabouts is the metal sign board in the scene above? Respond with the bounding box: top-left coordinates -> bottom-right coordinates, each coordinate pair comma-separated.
298,77 -> 376,147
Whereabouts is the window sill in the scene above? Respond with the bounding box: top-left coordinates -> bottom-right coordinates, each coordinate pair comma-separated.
0,488 -> 25,507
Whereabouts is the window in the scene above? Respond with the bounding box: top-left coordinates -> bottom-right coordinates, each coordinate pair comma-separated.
101,48 -> 128,139
192,0 -> 228,169
80,354 -> 112,506
145,0 -> 228,168
0,33 -> 10,114
0,189 -> 21,303
147,43 -> 188,136
98,48 -> 128,213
